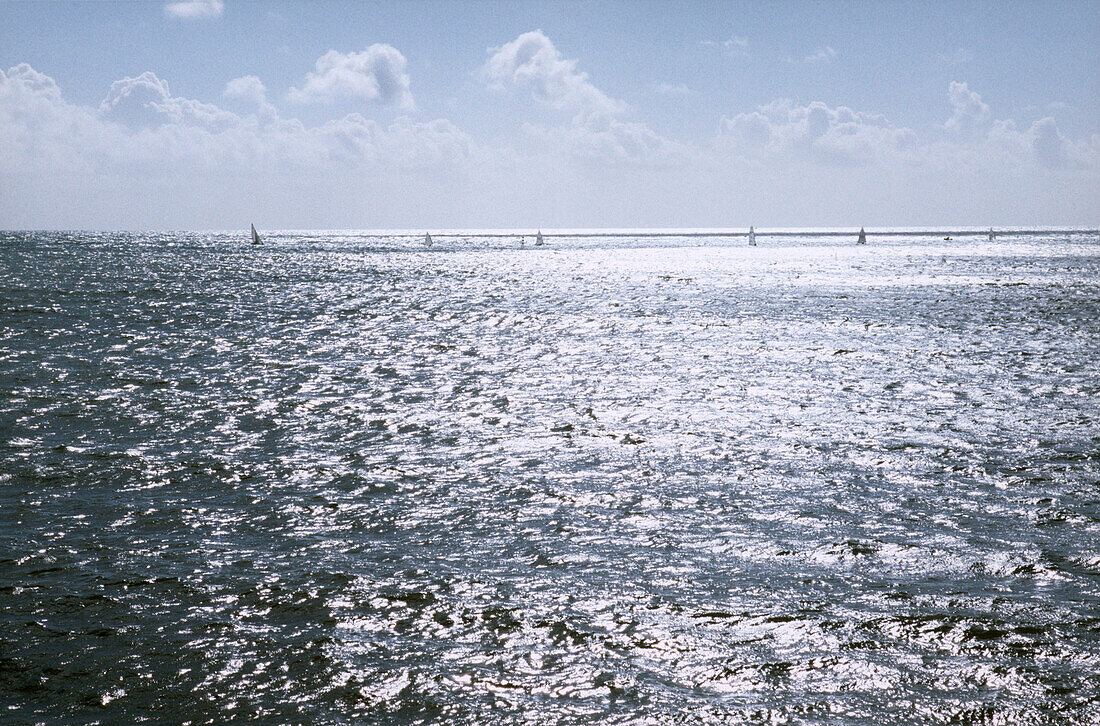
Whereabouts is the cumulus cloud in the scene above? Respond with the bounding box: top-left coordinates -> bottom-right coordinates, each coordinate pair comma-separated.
0,64 -> 111,174
287,45 -> 412,108
945,81 -> 989,136
924,83 -> 1099,173
99,71 -> 173,127
718,98 -> 916,165
223,75 -> 278,121
99,71 -> 237,130
482,30 -> 626,115
1,62 -> 61,102
481,30 -> 688,165
1029,117 -> 1068,168
224,75 -> 266,105
1024,116 -> 1097,170
0,63 -> 476,181
163,1 -> 223,20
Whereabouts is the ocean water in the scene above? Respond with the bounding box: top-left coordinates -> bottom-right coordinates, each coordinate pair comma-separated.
1,229 -> 1098,724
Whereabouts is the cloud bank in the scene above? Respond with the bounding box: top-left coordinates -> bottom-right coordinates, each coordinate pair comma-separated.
1,30 -> 1097,228
718,99 -> 917,166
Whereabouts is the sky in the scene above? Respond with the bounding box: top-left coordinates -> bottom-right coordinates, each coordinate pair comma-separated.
1,0 -> 1097,230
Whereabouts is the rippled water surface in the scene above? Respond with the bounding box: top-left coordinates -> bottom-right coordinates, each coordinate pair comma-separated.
2,230 -> 1099,724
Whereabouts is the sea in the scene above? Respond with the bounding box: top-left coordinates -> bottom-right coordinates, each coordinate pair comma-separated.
2,229 -> 1098,724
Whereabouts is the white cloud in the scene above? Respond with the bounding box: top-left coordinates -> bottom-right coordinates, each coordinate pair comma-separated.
0,63 -> 476,181
1024,116 -> 1098,170
223,75 -> 277,121
1,62 -> 61,102
99,71 -> 237,130
163,1 -> 223,20
919,83 -> 1100,174
726,36 -> 749,52
1029,117 -> 1068,168
804,47 -> 837,64
1,66 -> 1097,228
224,75 -> 266,105
945,80 -> 989,136
714,82 -> 1100,175
311,114 -> 475,168
0,64 -> 112,174
525,112 -> 692,166
481,31 -> 688,167
702,36 -> 750,57
482,30 -> 626,115
655,82 -> 691,96
287,46 -> 413,109
938,48 -> 973,64
718,99 -> 916,165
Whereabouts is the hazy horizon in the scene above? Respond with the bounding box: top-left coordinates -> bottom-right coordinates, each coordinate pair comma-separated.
4,226 -> 1097,236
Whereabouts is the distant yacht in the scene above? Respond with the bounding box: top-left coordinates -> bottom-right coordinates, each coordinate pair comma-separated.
535,230 -> 544,246
748,226 -> 756,246
857,227 -> 866,245
988,228 -> 995,241
424,232 -> 432,247
251,223 -> 261,245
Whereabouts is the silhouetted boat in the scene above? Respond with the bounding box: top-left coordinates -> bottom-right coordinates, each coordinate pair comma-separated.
857,227 -> 866,245
251,223 -> 261,245
424,232 -> 432,246
748,226 -> 756,246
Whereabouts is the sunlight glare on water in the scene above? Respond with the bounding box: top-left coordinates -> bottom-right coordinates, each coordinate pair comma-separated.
1,229 -> 1098,724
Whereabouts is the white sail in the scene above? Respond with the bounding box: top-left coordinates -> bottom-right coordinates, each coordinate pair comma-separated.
424,232 -> 432,246
251,223 -> 261,245
857,227 -> 866,245
748,226 -> 756,246
536,230 -> 544,245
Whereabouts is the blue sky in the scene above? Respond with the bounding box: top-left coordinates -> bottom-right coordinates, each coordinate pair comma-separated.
1,0 -> 1097,229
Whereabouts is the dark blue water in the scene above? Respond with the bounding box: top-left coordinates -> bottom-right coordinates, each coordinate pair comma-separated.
2,230 -> 1099,724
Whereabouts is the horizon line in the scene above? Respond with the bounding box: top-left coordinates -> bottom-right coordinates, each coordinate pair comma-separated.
4,226 -> 1098,238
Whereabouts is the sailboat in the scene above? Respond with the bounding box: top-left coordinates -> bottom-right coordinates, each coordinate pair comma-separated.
251,223 -> 261,245
988,228 -> 995,241
535,230 -> 544,246
857,227 -> 867,245
748,226 -> 756,246
424,232 -> 433,247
